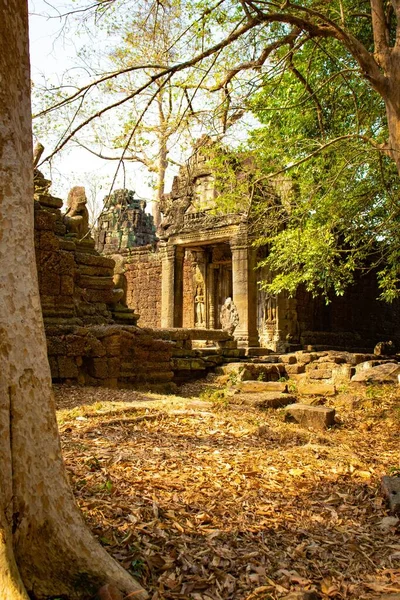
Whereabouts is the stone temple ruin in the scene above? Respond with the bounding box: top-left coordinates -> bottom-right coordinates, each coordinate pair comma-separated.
94,138 -> 400,354
33,140 -> 400,391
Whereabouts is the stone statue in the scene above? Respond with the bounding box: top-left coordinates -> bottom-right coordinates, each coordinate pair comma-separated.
112,255 -> 128,306
194,284 -> 206,327
220,297 -> 239,336
374,340 -> 397,356
64,186 -> 89,238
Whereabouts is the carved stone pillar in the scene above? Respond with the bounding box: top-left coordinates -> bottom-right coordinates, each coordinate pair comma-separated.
161,243 -> 175,327
207,264 -> 215,329
174,246 -> 184,327
230,235 -> 259,347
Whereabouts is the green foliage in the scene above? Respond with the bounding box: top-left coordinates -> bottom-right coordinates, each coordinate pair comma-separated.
199,387 -> 229,406
216,12 -> 400,301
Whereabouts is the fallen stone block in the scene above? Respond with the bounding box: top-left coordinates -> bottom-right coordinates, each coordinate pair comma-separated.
284,403 -> 335,430
351,362 -> 400,384
237,392 -> 296,409
332,364 -> 354,384
381,476 -> 400,514
308,368 -> 333,380
237,381 -> 288,393
297,381 -> 336,396
285,364 -> 305,375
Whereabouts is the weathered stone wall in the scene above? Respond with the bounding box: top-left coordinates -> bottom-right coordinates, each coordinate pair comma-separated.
295,276 -> 400,349
46,325 -> 174,388
34,175 -> 138,327
124,246 -> 162,328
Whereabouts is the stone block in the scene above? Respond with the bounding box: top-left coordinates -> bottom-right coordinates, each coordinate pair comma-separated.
88,358 -> 109,379
191,359 -> 206,370
46,336 -> 66,356
40,272 -> 61,295
60,276 -> 74,296
65,334 -> 87,356
103,334 -> 121,357
285,404 -> 335,430
306,362 -> 334,371
351,353 -> 376,365
40,230 -> 59,251
58,239 -> 76,251
332,364 -> 354,384
279,354 -> 297,364
237,381 -> 288,393
318,354 -> 347,364
285,364 -> 305,375
81,288 -> 115,304
35,209 -> 55,231
171,358 -> 205,371
238,392 -> 296,409
107,357 -> 121,378
308,369 -> 333,380
76,274 -> 115,289
381,476 -> 400,514
58,251 -> 76,274
351,362 -> 400,384
75,253 -> 115,268
216,340 -> 237,349
295,351 -> 314,364
297,381 -> 336,396
36,193 -> 63,209
220,349 -> 244,358
79,264 -> 115,277
57,356 -> 79,379
83,336 -> 107,358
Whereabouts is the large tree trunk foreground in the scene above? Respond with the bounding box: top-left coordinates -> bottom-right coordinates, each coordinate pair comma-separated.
0,1 -> 147,598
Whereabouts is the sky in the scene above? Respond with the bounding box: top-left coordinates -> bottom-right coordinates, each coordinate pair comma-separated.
28,0 -> 156,214
28,0 -> 254,219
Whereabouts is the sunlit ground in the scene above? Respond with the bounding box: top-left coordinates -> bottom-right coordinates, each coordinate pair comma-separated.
55,381 -> 400,600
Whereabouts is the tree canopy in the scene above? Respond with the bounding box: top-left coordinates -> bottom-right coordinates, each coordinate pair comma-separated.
34,0 -> 400,299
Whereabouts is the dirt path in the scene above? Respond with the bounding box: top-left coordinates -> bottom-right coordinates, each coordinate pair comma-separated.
55,381 -> 400,599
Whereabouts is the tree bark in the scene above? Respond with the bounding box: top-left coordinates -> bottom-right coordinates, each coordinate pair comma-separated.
0,1 -> 147,598
385,91 -> 400,174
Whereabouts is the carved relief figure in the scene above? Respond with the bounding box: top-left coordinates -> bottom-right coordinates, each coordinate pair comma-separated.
194,284 -> 206,327
64,186 -> 89,238
220,297 -> 239,335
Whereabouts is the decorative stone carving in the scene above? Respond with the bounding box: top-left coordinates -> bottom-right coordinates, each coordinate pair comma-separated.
374,340 -> 397,355
194,284 -> 206,328
220,297 -> 239,335
96,189 -> 156,253
64,186 -> 89,238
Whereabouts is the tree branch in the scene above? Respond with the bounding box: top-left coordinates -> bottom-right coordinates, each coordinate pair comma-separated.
370,0 -> 390,62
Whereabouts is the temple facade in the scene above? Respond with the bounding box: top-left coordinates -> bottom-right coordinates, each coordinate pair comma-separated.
95,141 -> 400,351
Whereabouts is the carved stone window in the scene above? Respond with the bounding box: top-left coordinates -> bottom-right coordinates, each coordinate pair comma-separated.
192,175 -> 215,211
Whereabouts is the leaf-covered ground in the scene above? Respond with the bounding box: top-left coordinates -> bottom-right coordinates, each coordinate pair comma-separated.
55,381 -> 400,600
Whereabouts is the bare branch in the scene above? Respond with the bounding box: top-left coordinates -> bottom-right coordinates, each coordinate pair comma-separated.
209,27 -> 301,91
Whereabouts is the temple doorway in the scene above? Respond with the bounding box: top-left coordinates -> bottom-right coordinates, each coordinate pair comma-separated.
181,242 -> 232,330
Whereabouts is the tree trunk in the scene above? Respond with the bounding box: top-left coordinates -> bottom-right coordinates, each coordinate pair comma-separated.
385,89 -> 400,176
154,140 -> 168,230
0,2 -> 147,599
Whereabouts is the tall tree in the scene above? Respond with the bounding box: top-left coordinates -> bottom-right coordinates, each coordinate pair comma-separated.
244,24 -> 400,300
0,1 -> 147,598
36,0 -> 400,175
35,0 -> 400,297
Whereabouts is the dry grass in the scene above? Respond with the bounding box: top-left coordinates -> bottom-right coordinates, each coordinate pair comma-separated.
54,381 -> 400,600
